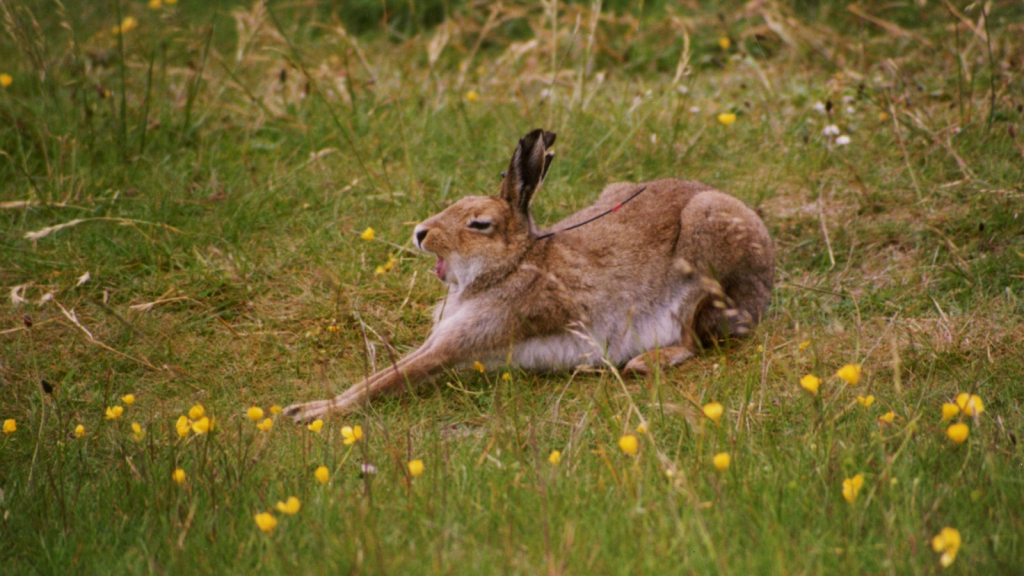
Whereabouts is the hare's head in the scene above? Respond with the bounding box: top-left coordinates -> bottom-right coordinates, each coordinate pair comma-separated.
414,129 -> 556,287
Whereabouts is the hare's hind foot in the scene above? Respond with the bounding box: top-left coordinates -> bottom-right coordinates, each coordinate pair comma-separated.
623,344 -> 695,377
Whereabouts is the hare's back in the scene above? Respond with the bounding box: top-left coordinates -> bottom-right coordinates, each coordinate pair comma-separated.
546,179 -> 708,237
543,177 -> 771,290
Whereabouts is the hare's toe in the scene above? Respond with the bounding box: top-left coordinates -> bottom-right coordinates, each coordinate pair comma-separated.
283,400 -> 333,424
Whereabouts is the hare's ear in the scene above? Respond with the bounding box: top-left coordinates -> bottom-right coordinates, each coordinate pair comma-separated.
500,129 -> 556,219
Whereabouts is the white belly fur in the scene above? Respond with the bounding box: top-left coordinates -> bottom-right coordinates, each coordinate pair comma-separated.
512,286 -> 695,370
437,284 -> 695,371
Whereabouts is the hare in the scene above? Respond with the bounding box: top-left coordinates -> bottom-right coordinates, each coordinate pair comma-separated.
285,129 -> 773,422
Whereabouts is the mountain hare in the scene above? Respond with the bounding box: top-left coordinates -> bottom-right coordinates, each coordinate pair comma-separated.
285,129 -> 773,422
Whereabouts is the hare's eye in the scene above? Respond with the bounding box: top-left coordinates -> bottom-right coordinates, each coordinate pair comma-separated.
467,219 -> 493,231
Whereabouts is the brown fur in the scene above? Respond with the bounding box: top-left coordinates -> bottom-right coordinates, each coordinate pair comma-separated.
285,129 -> 774,421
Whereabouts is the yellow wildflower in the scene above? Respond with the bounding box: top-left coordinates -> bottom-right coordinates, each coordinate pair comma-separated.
360,227 -> 375,241
172,468 -> 186,484
548,450 -> 561,465
800,374 -> 821,395
618,434 -> 639,456
472,361 -> 485,373
947,423 -> 969,444
341,425 -> 363,445
247,407 -> 264,422
0,74 -> 12,88
188,404 -> 205,420
718,37 -> 731,50
275,496 -> 301,515
131,422 -> 145,442
327,324 -> 340,333
408,459 -> 425,477
315,466 -> 330,485
942,403 -> 960,422
191,416 -> 211,435
878,411 -> 895,424
955,393 -> 984,417
307,419 -> 324,433
3,419 -> 16,434
111,16 -> 138,35
121,394 -> 135,406
175,415 -> 191,438
257,418 -> 273,432
465,90 -> 480,102
713,452 -> 731,472
501,372 -> 511,381
75,424 -> 85,438
636,422 -> 648,435
842,473 -> 864,504
932,527 -> 961,567
798,340 -> 811,351
269,405 -> 283,415
856,395 -> 875,408
717,113 -> 737,125
836,364 -> 861,385
702,402 -> 724,424
148,0 -> 162,8
105,406 -> 124,420
254,512 -> 277,533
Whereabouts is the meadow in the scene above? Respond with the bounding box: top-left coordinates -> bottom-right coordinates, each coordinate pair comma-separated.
1,0 -> 1023,574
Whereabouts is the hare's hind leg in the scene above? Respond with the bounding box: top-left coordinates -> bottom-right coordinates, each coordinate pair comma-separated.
677,192 -> 774,347
622,323 -> 698,377
691,279 -> 767,346
623,344 -> 695,377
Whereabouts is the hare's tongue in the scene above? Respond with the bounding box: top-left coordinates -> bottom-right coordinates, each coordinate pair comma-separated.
434,257 -> 447,281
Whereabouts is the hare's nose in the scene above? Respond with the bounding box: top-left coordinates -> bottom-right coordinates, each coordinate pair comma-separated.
415,228 -> 428,248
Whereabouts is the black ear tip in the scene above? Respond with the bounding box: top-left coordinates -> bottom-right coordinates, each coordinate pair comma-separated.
522,129 -> 555,150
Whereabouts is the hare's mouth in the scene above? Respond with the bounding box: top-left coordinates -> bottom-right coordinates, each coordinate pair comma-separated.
434,256 -> 448,281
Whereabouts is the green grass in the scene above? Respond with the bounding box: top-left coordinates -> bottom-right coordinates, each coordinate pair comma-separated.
2,1 -> 1023,574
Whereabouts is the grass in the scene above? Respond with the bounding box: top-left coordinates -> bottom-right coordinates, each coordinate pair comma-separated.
2,0 -> 1023,574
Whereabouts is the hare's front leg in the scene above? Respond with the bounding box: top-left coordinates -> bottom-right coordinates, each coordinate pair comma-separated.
283,342 -> 453,423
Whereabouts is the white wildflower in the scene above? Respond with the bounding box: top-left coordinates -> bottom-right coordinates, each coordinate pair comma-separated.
11,285 -> 28,306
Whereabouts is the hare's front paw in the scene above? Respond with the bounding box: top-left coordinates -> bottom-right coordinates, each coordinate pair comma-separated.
283,400 -> 333,424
